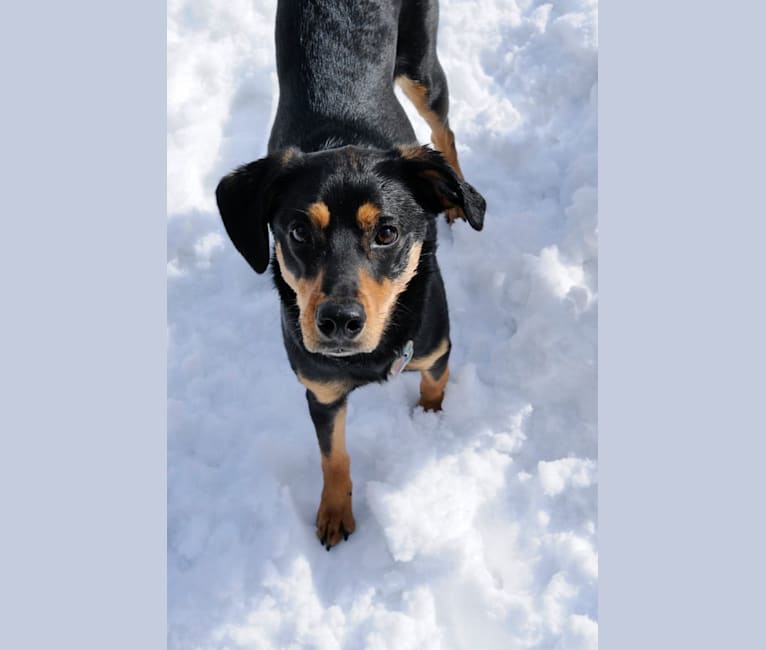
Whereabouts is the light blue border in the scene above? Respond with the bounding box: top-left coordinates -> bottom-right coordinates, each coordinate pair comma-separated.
0,1 -> 166,648
3,0 -> 766,647
601,1 -> 766,647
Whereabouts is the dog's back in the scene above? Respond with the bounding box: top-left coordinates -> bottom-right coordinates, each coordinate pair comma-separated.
269,0 -> 433,153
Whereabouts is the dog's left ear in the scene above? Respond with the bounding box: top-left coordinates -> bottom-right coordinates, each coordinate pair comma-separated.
216,148 -> 302,274
381,145 -> 486,231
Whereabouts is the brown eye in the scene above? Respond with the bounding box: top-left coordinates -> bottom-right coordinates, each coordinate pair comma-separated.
290,224 -> 309,243
374,225 -> 398,247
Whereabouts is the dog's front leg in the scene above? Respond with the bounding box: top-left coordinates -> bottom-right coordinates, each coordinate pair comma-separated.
411,338 -> 451,412
304,387 -> 355,549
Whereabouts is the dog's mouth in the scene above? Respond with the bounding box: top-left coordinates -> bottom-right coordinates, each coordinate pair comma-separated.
315,346 -> 361,358
307,336 -> 378,358
299,324 -> 374,357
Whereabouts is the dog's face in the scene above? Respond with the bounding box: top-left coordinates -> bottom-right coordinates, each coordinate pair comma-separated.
216,145 -> 485,356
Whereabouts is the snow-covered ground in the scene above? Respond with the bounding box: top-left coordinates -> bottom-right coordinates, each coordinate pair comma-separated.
168,0 -> 598,647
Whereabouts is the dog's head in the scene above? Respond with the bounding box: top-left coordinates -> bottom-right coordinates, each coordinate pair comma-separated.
216,145 -> 486,357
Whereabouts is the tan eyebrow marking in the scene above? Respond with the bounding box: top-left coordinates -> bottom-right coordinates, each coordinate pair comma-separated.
356,202 -> 381,229
280,146 -> 301,165
397,144 -> 426,160
307,202 -> 331,229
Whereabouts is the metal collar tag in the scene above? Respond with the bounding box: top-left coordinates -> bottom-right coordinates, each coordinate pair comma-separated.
390,340 -> 414,376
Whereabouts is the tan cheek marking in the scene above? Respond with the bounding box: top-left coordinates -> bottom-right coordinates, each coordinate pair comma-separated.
275,242 -> 298,290
297,373 -> 350,405
307,201 -> 331,229
276,243 -> 325,352
356,202 -> 381,229
356,274 -> 393,350
408,338 -> 450,372
356,242 -> 422,351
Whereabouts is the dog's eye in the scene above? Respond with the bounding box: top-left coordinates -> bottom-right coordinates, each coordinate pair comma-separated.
373,225 -> 399,247
289,224 -> 310,244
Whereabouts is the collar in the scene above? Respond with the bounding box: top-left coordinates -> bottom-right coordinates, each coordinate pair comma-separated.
389,340 -> 414,376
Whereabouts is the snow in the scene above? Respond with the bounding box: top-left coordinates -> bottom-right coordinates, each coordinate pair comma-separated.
168,0 -> 598,647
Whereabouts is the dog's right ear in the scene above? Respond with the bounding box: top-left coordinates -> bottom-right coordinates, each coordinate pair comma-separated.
215,148 -> 302,274
379,145 -> 486,231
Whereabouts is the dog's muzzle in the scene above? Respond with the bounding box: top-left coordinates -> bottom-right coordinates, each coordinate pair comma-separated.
315,299 -> 366,354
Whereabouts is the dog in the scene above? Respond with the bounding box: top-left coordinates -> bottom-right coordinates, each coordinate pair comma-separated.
216,0 -> 486,550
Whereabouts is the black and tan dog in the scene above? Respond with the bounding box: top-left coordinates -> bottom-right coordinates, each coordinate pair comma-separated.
216,0 -> 486,550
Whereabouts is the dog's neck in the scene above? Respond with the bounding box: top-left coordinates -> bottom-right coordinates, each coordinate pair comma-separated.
305,125 -> 401,154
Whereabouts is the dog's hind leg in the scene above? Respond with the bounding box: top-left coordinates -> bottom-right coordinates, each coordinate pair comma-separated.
395,0 -> 465,222
395,72 -> 462,180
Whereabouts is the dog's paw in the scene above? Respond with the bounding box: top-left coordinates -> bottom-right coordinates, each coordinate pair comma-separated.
418,394 -> 444,412
316,490 -> 356,550
444,207 -> 465,224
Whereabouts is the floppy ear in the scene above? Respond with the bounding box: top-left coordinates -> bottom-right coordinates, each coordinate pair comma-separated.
382,145 -> 486,231
215,148 -> 301,274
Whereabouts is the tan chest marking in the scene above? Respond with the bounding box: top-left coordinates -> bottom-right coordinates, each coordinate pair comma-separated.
297,372 -> 350,405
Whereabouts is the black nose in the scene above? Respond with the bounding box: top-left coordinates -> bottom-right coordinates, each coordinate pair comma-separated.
316,300 -> 366,341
